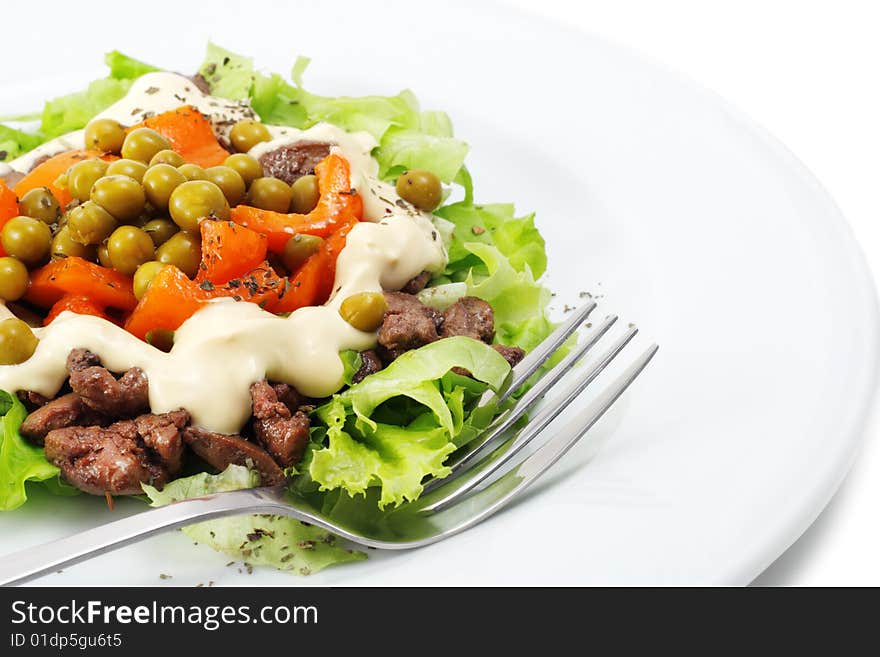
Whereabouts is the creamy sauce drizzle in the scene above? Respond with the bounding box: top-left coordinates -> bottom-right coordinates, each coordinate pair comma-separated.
250,125 -> 424,223
7,72 -> 255,173
0,74 -> 447,433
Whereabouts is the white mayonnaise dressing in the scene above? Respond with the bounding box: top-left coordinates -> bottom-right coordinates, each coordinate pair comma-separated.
7,72 -> 254,173
251,124 -> 429,224
0,74 -> 447,432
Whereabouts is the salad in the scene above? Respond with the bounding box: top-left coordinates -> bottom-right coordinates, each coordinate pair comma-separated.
0,45 -> 560,575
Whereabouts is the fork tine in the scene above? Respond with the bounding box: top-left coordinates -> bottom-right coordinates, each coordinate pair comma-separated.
415,344 -> 659,533
424,314 -> 619,493
419,324 -> 640,514
499,300 -> 597,403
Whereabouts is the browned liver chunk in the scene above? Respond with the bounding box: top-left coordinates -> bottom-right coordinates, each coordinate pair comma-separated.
20,392 -> 105,445
352,350 -> 383,384
182,426 -> 285,486
17,390 -> 51,409
271,383 -> 308,412
67,348 -> 149,418
401,271 -> 431,294
250,381 -> 311,468
44,410 -> 188,496
440,296 -> 495,343
377,292 -> 442,359
258,141 -> 331,185
135,410 -> 189,476
492,344 -> 526,368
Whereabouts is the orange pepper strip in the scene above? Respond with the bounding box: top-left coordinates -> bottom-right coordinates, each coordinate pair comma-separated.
196,220 -> 268,285
124,266 -> 210,340
229,154 -> 363,251
133,106 -> 230,168
0,180 -> 19,256
124,219 -> 354,339
25,257 -> 137,311
44,295 -> 112,326
15,150 -> 117,208
207,262 -> 286,307
125,260 -> 288,340
268,216 -> 357,314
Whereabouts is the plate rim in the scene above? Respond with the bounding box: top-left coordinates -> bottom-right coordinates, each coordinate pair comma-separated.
513,3 -> 880,582
1,1 -> 878,585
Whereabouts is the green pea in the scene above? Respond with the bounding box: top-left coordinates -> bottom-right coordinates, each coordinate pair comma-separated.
51,226 -> 98,261
84,118 -> 126,154
224,153 -> 262,187
107,226 -> 154,275
143,164 -> 186,211
149,149 -> 186,168
177,163 -> 207,181
106,159 -> 148,183
90,175 -> 146,221
142,218 -> 179,247
133,261 -> 168,300
246,177 -> 291,213
121,128 -> 170,163
66,159 -> 109,203
289,174 -> 320,214
97,242 -> 112,268
156,231 -> 201,278
281,233 -> 323,272
0,256 -> 29,301
168,180 -> 229,232
396,169 -> 442,212
230,119 -> 271,152
339,292 -> 387,332
0,216 -> 51,266
18,187 -> 61,224
204,166 -> 246,206
0,318 -> 38,365
67,202 -> 117,245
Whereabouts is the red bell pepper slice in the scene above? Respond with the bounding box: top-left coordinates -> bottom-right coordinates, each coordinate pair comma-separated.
229,153 -> 362,251
268,216 -> 357,314
196,220 -> 268,285
44,295 -> 113,326
0,180 -> 19,256
124,265 -> 210,340
133,106 -> 230,168
26,257 -> 137,311
15,149 -> 117,208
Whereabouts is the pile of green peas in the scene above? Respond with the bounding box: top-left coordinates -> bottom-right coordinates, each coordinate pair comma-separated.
0,116 -> 329,363
0,118 -> 328,303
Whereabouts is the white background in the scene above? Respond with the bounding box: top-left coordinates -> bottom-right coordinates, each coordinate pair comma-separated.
506,0 -> 880,585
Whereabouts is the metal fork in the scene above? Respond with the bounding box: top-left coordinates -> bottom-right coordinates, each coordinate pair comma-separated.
0,302 -> 657,586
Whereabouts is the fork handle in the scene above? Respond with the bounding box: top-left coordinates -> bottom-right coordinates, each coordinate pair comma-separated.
0,488 -> 282,587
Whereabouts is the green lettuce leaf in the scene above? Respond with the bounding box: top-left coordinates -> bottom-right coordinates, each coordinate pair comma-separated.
0,125 -> 44,162
309,337 -> 510,508
197,43 -> 254,101
1,50 -> 157,155
104,51 -> 159,80
318,336 -> 509,435
40,78 -> 133,139
250,73 -> 309,128
199,44 -> 469,183
375,127 -> 469,183
462,242 -> 552,351
143,465 -> 365,575
436,202 -> 547,278
40,53 -> 156,140
0,390 -> 62,511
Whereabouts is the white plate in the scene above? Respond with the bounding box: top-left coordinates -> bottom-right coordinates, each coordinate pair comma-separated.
0,0 -> 877,586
